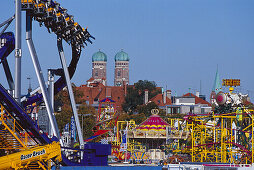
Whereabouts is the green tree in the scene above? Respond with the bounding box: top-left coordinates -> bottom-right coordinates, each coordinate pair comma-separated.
78,104 -> 97,139
55,105 -> 72,132
137,102 -> 158,117
122,80 -> 160,114
118,113 -> 146,125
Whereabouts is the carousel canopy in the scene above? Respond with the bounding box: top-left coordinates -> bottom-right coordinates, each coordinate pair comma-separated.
136,114 -> 169,131
99,97 -> 115,103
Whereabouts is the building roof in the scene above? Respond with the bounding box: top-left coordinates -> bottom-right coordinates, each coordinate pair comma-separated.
115,50 -> 129,61
136,114 -> 169,131
149,93 -> 172,106
86,77 -> 95,82
183,93 -> 211,106
76,84 -> 126,111
92,50 -> 107,62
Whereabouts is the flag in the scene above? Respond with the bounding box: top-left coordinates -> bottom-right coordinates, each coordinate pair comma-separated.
64,123 -> 69,132
71,116 -> 76,142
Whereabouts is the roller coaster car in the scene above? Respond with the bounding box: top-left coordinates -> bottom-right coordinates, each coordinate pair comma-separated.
65,16 -> 74,29
46,7 -> 54,18
55,12 -> 64,24
34,3 -> 46,16
21,0 -> 35,10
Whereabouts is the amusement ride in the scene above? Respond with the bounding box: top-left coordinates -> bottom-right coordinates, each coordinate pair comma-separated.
0,0 -> 253,169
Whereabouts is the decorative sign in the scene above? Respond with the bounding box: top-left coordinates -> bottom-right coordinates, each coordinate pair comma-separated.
222,79 -> 240,87
20,149 -> 46,161
151,109 -> 159,115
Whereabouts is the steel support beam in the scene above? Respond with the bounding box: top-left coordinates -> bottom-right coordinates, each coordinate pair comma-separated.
57,36 -> 84,148
48,69 -> 54,138
26,12 -> 60,141
15,0 -> 22,103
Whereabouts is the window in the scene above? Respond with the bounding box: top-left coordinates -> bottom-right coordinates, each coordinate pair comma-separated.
117,70 -> 121,77
168,107 -> 180,114
95,71 -> 98,76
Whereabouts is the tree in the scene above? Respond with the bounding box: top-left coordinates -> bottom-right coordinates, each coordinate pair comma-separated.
54,85 -> 96,138
78,104 -> 97,139
137,102 -> 158,117
55,105 -> 72,132
118,112 -> 146,125
122,80 -> 160,114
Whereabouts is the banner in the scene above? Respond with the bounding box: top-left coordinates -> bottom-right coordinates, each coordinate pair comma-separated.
71,116 -> 76,142
64,123 -> 69,132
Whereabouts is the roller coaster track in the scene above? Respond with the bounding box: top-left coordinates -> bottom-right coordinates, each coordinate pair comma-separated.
0,83 -> 61,169
0,0 -> 95,168
20,0 -> 94,107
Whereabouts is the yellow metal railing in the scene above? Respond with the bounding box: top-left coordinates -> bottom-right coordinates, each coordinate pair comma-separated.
0,104 -> 37,149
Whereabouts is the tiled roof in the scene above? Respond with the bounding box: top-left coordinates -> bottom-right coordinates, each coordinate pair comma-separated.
183,93 -> 211,106
76,84 -> 126,111
87,77 -> 94,82
149,93 -> 172,106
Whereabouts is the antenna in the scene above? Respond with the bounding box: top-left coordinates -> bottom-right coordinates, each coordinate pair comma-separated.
200,80 -> 202,95
27,76 -> 32,94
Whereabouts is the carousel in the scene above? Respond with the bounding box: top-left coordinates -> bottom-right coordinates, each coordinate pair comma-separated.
127,109 -> 170,162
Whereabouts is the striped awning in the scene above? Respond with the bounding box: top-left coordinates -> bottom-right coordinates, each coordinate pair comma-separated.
136,114 -> 169,131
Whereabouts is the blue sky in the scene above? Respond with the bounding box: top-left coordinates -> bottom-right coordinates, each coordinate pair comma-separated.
0,0 -> 254,101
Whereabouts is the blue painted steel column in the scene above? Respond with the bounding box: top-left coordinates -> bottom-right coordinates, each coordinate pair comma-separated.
15,0 -> 22,103
26,12 -> 61,142
57,36 -> 84,148
48,69 -> 54,138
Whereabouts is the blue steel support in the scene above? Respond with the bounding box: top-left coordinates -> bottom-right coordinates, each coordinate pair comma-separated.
57,36 -> 84,148
25,11 -> 61,142
15,0 -> 22,103
48,69 -> 54,138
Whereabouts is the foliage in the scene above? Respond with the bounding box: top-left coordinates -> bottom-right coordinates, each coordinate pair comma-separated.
137,102 -> 158,117
118,113 -> 146,125
55,105 -> 72,132
54,85 -> 96,139
54,84 -> 84,111
78,104 -> 97,139
122,80 -> 160,114
130,113 -> 146,124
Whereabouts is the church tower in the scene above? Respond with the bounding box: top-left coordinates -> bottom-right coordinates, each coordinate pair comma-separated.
114,50 -> 130,86
210,67 -> 222,104
91,50 -> 107,86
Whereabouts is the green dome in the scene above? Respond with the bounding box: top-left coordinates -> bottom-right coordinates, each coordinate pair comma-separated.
115,50 -> 129,61
92,50 -> 107,62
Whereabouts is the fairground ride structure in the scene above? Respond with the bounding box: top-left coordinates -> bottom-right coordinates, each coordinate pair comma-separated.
0,0 -> 99,168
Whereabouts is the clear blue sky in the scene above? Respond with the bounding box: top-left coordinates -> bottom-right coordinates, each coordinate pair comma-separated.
0,0 -> 254,101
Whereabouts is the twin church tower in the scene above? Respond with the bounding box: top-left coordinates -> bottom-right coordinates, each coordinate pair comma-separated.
91,49 -> 130,86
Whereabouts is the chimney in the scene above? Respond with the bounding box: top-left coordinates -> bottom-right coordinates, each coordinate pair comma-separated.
166,90 -> 171,100
196,91 -> 200,97
163,91 -> 167,104
144,89 -> 149,104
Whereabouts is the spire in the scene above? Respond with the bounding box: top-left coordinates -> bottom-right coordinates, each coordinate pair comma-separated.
212,66 -> 222,94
